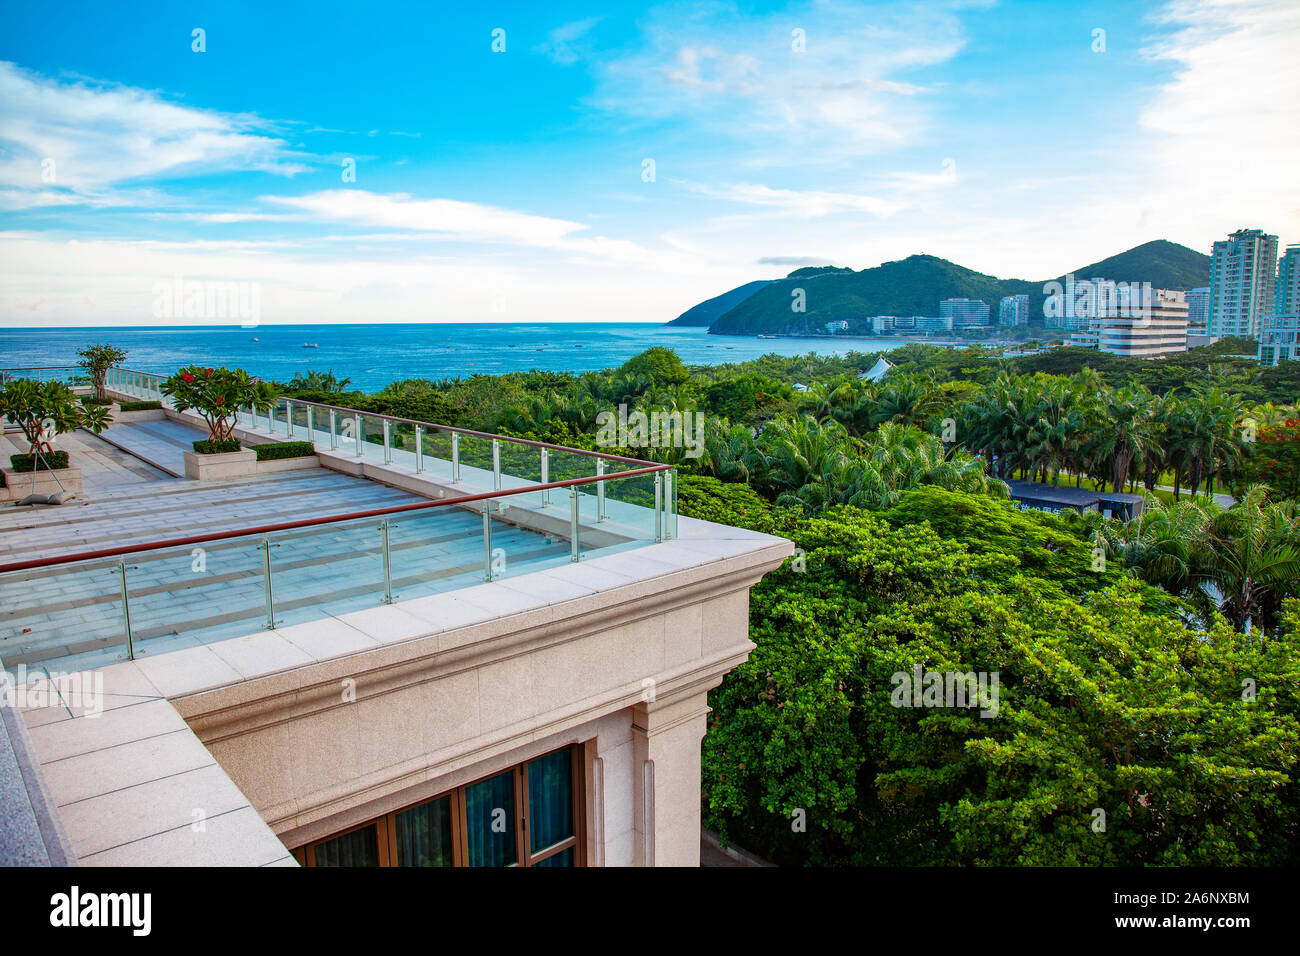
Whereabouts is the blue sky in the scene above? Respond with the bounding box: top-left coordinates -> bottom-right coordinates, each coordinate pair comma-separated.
1,0 -> 1297,325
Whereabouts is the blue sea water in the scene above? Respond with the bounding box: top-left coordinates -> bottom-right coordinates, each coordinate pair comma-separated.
0,323 -> 903,392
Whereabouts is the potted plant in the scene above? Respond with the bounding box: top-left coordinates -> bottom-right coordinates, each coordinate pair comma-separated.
0,378 -> 111,501
76,343 -> 128,405
162,365 -> 279,478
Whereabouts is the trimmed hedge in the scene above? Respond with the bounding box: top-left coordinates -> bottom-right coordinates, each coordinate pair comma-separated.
10,450 -> 70,471
192,439 -> 242,454
118,400 -> 162,411
254,440 -> 316,461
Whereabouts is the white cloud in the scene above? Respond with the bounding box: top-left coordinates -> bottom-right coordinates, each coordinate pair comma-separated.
1138,0 -> 1300,238
262,189 -> 702,268
590,1 -> 972,160
677,180 -> 902,217
536,18 -> 604,65
0,61 -> 309,206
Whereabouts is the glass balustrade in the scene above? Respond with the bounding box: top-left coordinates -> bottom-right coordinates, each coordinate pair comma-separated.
0,466 -> 674,673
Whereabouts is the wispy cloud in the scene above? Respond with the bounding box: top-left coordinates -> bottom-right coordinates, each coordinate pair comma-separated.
1138,0 -> 1300,230
536,18 -> 604,65
677,179 -> 902,217
0,61 -> 311,207
589,1 -> 973,160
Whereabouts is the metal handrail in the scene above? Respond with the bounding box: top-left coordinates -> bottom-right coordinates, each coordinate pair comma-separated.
0,464 -> 670,575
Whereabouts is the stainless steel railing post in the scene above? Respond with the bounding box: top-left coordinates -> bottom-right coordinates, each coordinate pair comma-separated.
415,425 -> 424,473
570,489 -> 581,562
117,559 -> 134,661
654,473 -> 664,543
451,433 -> 460,482
540,448 -> 550,507
381,519 -> 394,604
596,459 -> 606,522
483,506 -> 494,582
261,536 -> 277,629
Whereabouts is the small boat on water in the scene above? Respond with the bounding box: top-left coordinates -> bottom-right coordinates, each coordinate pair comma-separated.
302,343 -> 319,348
252,337 -> 259,342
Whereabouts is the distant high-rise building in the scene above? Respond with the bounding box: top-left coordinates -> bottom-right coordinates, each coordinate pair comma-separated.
998,294 -> 1029,326
1258,314 -> 1300,366
940,298 -> 990,327
1186,287 -> 1210,333
1099,289 -> 1189,358
1276,245 -> 1300,316
1209,229 -> 1278,339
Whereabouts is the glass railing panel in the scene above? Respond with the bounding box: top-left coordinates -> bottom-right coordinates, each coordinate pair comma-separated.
268,519 -> 387,624
455,433 -> 496,487
416,426 -> 456,480
386,506 -> 494,598
387,419 -> 420,471
121,541 -> 268,657
0,558 -> 127,672
581,470 -> 661,557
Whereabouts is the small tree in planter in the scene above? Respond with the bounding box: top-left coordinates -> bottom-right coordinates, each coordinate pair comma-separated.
161,365 -> 279,452
0,378 -> 112,469
76,343 -> 128,403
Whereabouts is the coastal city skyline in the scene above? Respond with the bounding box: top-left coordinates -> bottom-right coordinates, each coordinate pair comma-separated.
2,0 -> 1298,327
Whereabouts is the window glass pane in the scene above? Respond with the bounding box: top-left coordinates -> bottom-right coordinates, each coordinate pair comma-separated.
394,796 -> 454,867
533,847 -> 573,868
527,749 -> 574,854
465,771 -> 516,866
312,825 -> 379,867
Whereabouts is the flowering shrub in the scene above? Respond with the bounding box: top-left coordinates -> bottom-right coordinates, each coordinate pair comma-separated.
161,365 -> 279,446
0,378 -> 111,460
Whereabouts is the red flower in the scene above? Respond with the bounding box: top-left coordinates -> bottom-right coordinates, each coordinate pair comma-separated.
181,372 -> 195,382
215,396 -> 224,405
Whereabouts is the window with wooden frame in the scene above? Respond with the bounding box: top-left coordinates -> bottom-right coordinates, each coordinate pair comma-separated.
292,745 -> 583,867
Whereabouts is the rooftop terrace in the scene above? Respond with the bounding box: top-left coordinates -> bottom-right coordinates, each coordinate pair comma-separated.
1,367 -> 676,674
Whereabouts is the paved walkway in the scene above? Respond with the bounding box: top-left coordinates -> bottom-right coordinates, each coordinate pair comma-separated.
94,419 -> 206,477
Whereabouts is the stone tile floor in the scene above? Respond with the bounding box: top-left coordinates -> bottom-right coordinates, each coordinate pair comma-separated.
1,426 -> 642,674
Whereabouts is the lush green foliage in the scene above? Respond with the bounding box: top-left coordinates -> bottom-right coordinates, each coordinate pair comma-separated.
10,450 -> 70,471
117,400 -> 162,412
0,378 -> 111,456
192,438 -> 243,454
76,343 -> 127,401
253,440 -> 316,461
702,491 -> 1300,866
162,365 -> 278,443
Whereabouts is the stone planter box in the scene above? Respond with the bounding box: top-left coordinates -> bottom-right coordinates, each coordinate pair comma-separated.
255,455 -> 320,474
1,465 -> 83,501
182,448 -> 319,479
183,448 -> 257,480
110,403 -> 167,423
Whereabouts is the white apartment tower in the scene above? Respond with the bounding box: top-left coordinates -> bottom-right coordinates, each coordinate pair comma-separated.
1276,244 -> 1300,316
1209,229 -> 1278,339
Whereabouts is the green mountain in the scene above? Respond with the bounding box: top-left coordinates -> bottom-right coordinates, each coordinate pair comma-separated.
1068,240 -> 1211,292
667,279 -> 773,326
700,240 -> 1210,335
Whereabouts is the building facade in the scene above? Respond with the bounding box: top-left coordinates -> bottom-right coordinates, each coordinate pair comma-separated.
939,298 -> 990,327
1258,314 -> 1300,366
998,294 -> 1029,326
1186,287 -> 1211,334
1209,229 -> 1278,339
1276,245 -> 1300,316
1099,289 -> 1189,358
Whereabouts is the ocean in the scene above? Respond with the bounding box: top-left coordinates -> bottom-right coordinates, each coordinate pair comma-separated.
0,323 -> 906,392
